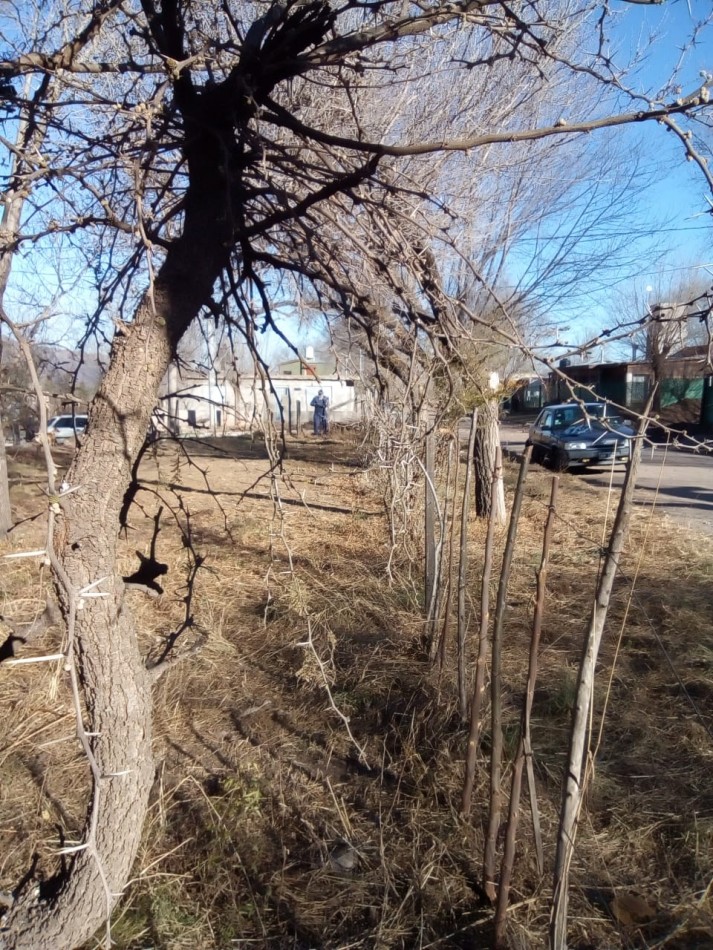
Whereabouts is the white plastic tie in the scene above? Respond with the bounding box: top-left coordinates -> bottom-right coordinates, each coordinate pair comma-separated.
78,576 -> 111,596
5,653 -> 65,666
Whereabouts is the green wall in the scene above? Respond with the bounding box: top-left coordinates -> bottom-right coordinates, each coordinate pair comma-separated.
660,377 -> 703,409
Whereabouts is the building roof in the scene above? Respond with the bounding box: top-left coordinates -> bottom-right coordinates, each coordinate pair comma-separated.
669,344 -> 710,361
273,353 -> 337,377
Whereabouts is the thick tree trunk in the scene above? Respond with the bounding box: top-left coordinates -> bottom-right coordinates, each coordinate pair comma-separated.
0,306 -> 168,949
1,42 -> 245,945
1,223 -> 229,949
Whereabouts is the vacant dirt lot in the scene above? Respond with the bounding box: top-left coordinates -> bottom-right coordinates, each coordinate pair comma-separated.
1,432 -> 712,949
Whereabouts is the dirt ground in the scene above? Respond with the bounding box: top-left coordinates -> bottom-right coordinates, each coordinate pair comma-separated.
1,432 -> 712,949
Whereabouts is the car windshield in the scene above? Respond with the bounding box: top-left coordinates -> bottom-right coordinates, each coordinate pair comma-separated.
567,415 -> 627,432
548,404 -> 607,428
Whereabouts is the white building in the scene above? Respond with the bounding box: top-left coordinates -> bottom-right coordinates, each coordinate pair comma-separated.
157,364 -> 240,436
157,350 -> 364,436
264,346 -> 363,428
262,375 -> 361,430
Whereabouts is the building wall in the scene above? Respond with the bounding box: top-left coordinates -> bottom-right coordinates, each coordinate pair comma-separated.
158,369 -> 240,435
548,357 -> 708,424
596,366 -> 629,408
158,365 -> 364,435
626,371 -> 651,410
276,358 -> 337,378
262,377 -> 362,427
660,377 -> 704,409
507,378 -> 545,411
702,377 -> 713,426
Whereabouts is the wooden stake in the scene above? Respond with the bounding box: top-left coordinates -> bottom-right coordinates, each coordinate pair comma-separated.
494,475 -> 558,945
424,432 -> 436,626
551,406 -> 650,950
456,408 -> 478,716
461,444 -> 500,816
436,436 -> 462,670
483,446 -> 531,902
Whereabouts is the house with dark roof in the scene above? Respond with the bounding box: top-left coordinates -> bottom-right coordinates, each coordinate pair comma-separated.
549,345 -> 713,425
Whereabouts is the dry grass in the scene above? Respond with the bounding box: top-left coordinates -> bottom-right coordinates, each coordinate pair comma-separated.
0,433 -> 711,949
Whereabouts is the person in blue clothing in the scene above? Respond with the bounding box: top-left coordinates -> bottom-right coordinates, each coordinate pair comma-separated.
310,389 -> 329,435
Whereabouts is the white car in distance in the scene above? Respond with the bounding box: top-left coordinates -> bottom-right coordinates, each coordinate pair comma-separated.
45,414 -> 88,443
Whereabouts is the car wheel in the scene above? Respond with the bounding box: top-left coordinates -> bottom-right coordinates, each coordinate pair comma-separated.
551,448 -> 570,472
529,443 -> 546,465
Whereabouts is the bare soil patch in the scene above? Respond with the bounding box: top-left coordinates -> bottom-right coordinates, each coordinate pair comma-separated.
1,433 -> 711,949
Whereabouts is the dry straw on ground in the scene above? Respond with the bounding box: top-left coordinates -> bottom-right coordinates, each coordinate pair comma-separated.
0,433 -> 711,949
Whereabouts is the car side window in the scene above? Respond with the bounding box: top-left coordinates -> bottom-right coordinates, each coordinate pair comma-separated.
559,406 -> 584,427
50,415 -> 87,430
540,411 -> 553,429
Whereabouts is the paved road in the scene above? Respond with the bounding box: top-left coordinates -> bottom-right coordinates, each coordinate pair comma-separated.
499,420 -> 713,539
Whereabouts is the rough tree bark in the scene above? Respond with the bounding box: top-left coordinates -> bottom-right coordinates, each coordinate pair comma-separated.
0,2 -> 710,947
0,2 -> 338,941
0,120 -> 232,950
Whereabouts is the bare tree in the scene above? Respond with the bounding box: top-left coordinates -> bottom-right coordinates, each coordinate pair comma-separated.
0,2 -> 711,948
0,63 -> 59,535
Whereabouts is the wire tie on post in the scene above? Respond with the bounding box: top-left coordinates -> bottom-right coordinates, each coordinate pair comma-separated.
56,843 -> 89,855
5,653 -> 65,666
78,576 -> 111,596
77,576 -> 112,609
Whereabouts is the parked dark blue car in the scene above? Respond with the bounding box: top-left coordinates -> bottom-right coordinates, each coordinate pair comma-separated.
526,402 -> 635,471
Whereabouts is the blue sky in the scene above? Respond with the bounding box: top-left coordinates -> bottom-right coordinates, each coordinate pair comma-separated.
506,2 -> 708,355
596,0 -> 713,305
2,1 -> 711,363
